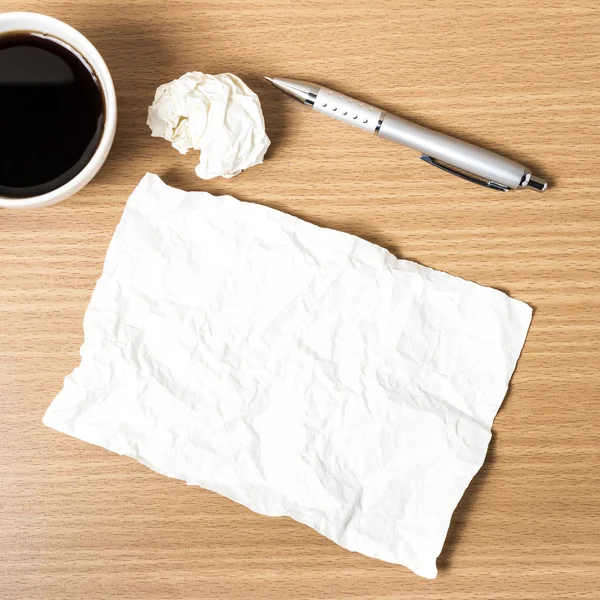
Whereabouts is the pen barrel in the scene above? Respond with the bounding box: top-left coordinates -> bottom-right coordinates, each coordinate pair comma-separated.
378,114 -> 528,189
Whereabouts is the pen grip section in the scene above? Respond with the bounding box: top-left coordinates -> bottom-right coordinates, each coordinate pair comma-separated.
313,88 -> 383,134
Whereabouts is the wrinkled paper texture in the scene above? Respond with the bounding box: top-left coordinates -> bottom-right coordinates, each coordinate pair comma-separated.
147,72 -> 270,179
44,174 -> 532,578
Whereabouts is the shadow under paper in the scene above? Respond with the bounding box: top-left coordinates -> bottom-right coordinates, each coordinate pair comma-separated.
437,434 -> 497,571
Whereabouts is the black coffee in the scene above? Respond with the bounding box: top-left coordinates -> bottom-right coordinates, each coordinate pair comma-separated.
0,33 -> 105,198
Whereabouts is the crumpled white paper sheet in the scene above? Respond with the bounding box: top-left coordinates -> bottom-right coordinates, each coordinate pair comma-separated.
43,173 -> 532,578
147,72 -> 270,179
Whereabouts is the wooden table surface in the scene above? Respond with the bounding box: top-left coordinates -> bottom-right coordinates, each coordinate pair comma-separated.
1,1 -> 599,598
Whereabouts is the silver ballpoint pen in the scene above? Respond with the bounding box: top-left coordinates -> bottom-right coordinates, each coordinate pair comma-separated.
265,77 -> 547,192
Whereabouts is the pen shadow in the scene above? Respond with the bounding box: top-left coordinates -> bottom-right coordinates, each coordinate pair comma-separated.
437,434 -> 497,572
319,80 -> 554,187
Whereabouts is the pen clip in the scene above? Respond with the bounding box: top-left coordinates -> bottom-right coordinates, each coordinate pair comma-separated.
420,155 -> 509,192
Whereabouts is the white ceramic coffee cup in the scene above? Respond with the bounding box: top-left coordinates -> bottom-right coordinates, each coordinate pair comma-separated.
0,12 -> 117,209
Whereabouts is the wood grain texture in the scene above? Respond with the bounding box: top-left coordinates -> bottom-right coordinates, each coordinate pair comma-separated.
1,0 -> 599,598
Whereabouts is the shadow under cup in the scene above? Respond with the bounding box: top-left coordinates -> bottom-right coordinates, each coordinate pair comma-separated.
0,12 -> 116,209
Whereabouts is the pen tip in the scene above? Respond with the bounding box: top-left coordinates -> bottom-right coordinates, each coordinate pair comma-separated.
264,76 -> 274,83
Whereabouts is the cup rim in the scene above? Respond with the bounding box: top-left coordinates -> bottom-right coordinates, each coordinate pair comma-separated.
0,12 -> 117,209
